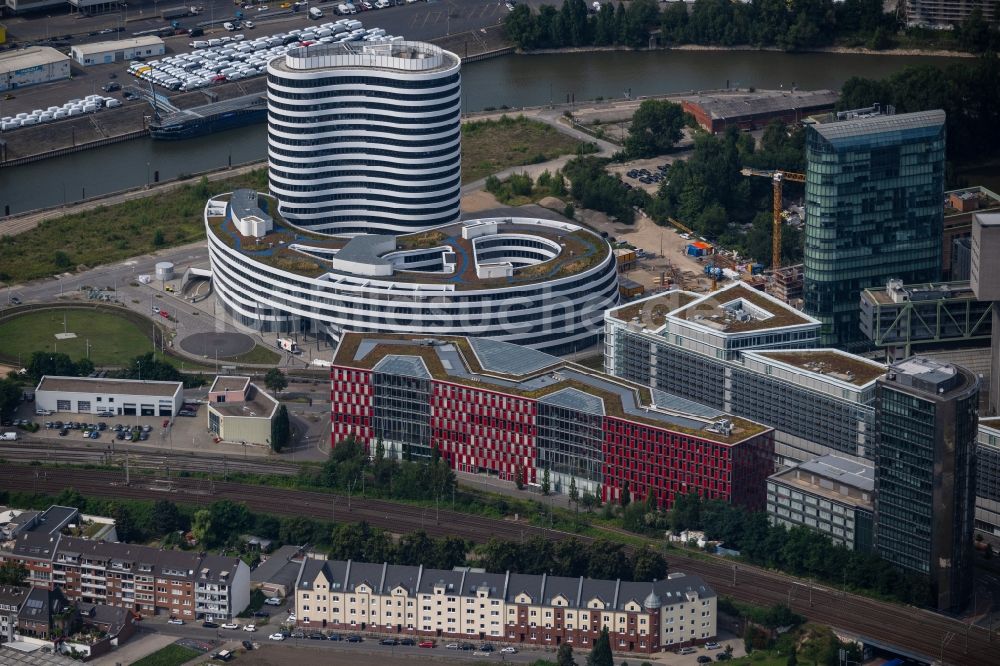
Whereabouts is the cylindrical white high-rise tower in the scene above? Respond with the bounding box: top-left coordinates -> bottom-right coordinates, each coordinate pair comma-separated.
266,41 -> 462,235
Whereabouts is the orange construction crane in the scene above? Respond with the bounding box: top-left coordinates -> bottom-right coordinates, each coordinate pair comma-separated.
740,167 -> 805,271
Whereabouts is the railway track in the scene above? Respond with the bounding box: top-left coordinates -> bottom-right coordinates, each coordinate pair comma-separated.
0,465 -> 989,664
0,441 -> 302,476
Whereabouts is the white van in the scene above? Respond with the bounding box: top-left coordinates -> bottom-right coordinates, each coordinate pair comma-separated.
309,6 -> 323,18
223,21 -> 235,30
0,432 -> 18,441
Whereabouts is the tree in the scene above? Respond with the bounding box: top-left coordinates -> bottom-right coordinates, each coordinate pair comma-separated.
624,100 -> 687,158
542,466 -> 551,495
632,545 -> 668,581
110,503 -> 139,543
0,561 -> 28,586
27,351 -> 84,379
152,499 -> 182,535
515,461 -> 525,490
264,368 -> 288,395
0,378 -> 23,422
620,485 -> 631,507
569,477 -> 579,509
153,229 -> 165,247
53,250 -> 71,269
557,643 -> 577,666
503,3 -> 539,49
588,626 -> 614,666
786,649 -> 798,666
270,404 -> 291,453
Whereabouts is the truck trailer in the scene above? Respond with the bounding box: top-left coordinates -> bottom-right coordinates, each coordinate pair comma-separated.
162,6 -> 199,20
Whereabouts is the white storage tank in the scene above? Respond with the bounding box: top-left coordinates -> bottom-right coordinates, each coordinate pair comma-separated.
155,261 -> 175,281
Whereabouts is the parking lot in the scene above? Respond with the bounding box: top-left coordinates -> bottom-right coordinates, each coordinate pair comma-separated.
9,397 -> 275,459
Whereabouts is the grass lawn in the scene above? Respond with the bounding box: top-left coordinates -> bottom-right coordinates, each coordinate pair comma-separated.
0,169 -> 267,285
462,115 -> 585,184
131,643 -> 202,666
226,344 -> 281,365
0,310 -> 153,366
729,651 -> 789,666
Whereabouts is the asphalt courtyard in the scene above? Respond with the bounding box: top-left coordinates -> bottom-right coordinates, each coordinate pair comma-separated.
180,331 -> 256,358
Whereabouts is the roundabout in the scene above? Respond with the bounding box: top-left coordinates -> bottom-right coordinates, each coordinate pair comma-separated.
179,332 -> 256,359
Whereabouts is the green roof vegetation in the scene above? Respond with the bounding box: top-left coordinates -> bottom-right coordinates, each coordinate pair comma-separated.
334,332 -> 768,444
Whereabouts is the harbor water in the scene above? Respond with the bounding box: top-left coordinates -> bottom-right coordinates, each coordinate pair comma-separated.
0,49 -> 965,215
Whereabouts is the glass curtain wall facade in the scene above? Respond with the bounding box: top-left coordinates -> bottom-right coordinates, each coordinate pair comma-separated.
372,371 -> 432,460
536,403 -> 604,494
804,110 -> 946,348
874,359 -> 978,611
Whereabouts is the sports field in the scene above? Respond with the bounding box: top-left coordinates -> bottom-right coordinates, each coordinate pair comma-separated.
0,309 -> 152,366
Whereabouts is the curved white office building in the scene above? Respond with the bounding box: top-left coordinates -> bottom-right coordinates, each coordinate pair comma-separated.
266,41 -> 462,235
204,192 -> 619,353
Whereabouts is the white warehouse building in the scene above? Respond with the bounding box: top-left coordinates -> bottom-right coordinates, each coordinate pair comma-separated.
0,47 -> 71,92
266,41 -> 462,235
70,36 -> 165,67
34,376 -> 183,416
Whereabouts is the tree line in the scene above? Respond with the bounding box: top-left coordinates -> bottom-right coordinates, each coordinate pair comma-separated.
664,493 -> 930,605
505,0 -> 1000,53
643,121 -> 806,266
839,54 -> 1000,169
478,536 -> 667,582
19,349 -> 206,388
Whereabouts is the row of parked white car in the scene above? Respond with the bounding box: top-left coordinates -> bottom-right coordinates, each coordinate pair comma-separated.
0,94 -> 121,132
130,19 -> 401,91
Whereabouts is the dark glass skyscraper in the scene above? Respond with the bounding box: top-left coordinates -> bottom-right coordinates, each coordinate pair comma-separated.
874,356 -> 978,612
804,110 -> 946,348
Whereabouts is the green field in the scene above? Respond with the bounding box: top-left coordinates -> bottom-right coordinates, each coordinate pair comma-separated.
462,115 -> 586,184
0,309 -> 153,366
0,169 -> 267,285
131,643 -> 202,666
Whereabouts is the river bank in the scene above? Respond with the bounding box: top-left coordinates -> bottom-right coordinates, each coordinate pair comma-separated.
524,43 -> 975,59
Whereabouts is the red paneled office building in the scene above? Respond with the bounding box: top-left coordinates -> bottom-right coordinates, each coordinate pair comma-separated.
332,333 -> 774,510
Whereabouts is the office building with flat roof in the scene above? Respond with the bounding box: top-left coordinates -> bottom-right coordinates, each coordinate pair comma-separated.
332,332 -> 774,509
860,279 -> 992,361
976,417 -> 1000,541
604,286 -> 883,465
767,454 -> 874,552
971,212 -> 1000,417
905,0 -> 997,28
803,110 -> 946,348
875,356 -> 979,612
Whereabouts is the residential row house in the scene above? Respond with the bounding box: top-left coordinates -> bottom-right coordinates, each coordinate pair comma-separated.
0,532 -> 249,622
0,584 -> 138,660
294,559 -> 717,654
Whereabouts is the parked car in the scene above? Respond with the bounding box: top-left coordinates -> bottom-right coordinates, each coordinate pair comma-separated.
705,642 -> 721,650
680,647 -> 697,655
241,640 -> 254,650
269,633 -> 285,641
264,597 -> 282,606
478,643 -> 494,652
243,624 -> 257,632
445,644 -> 459,649
221,622 -> 239,630
346,634 -> 363,642
501,647 -> 518,654
203,621 -> 219,629
327,633 -> 343,641
308,632 -> 327,640
400,638 -> 415,646
418,640 -> 435,648
380,638 -> 399,646
167,618 -> 184,625
286,613 -> 296,623
698,657 -> 713,664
